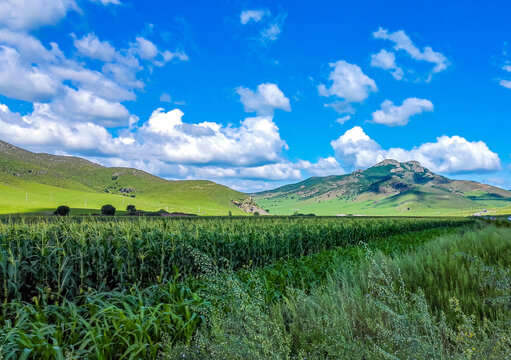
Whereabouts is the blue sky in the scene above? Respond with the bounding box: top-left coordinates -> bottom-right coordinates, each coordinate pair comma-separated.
0,0 -> 510,192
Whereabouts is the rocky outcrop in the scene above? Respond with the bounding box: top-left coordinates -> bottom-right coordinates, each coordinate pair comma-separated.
403,160 -> 425,173
119,187 -> 136,194
231,197 -> 268,214
374,159 -> 400,167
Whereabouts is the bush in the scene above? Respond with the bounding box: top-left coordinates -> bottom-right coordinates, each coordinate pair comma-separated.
101,204 -> 116,216
126,204 -> 136,215
53,205 -> 70,216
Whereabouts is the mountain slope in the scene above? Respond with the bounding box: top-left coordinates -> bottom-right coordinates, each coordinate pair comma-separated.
253,159 -> 511,216
0,140 -> 259,215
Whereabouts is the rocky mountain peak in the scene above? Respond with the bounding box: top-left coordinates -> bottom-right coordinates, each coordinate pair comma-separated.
403,160 -> 425,172
373,159 -> 401,167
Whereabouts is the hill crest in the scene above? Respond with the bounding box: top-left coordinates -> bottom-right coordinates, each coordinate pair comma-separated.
0,140 -> 262,215
254,159 -> 511,216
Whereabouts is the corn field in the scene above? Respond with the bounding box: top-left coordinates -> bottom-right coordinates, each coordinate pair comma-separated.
0,216 -> 475,358
0,217 -> 473,302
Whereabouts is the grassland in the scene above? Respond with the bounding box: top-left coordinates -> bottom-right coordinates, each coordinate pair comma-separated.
0,176 -> 247,216
3,216 -> 509,359
0,140 -> 252,215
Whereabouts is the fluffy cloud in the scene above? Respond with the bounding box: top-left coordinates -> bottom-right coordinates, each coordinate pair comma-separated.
370,49 -> 403,80
0,28 -> 190,129
50,87 -> 132,127
237,83 -> 291,115
0,0 -> 119,31
0,100 -> 289,167
240,10 -> 269,24
131,36 -> 188,66
371,98 -> 433,126
0,45 -> 58,102
331,126 -> 501,174
133,37 -> 158,59
373,28 -> 449,80
238,163 -> 302,180
0,103 -> 122,155
331,126 -> 381,169
73,33 -> 117,61
336,115 -> 351,125
318,60 -> 377,113
0,30 -> 136,103
500,80 -> 511,89
140,108 -> 288,166
0,0 -> 78,30
297,157 -> 345,176
90,0 -> 121,5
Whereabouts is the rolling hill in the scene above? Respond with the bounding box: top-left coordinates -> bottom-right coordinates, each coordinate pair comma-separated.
0,140 -> 261,215
253,159 -> 511,216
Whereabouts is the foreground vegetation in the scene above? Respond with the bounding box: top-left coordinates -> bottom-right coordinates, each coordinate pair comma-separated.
0,216 -> 509,359
168,225 -> 511,359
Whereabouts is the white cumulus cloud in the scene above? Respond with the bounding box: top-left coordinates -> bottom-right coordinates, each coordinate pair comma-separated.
371,97 -> 433,126
499,79 -> 511,89
373,27 -> 449,80
318,60 -> 377,114
331,126 -> 501,174
0,45 -> 58,102
370,49 -> 403,80
72,33 -> 117,62
140,108 -> 288,166
237,83 -> 291,115
0,0 -> 78,30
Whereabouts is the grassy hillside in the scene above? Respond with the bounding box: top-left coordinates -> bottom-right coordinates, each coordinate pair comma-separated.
0,140 -> 255,215
254,159 -> 511,216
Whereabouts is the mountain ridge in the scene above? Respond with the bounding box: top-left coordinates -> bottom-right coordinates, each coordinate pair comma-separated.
253,159 -> 511,216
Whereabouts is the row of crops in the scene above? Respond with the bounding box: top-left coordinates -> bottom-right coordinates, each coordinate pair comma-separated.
0,217 -> 474,302
0,216 -> 475,358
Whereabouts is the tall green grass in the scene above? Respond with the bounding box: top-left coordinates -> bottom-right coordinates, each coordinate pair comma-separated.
166,225 -> 511,359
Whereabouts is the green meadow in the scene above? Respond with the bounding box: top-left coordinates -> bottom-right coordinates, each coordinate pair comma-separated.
0,178 -> 245,216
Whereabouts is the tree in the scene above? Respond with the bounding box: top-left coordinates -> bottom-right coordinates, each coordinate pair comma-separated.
126,204 -> 136,215
53,205 -> 70,216
101,204 -> 116,216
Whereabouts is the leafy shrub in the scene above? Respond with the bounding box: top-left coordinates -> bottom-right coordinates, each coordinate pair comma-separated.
53,205 -> 70,216
101,204 -> 116,216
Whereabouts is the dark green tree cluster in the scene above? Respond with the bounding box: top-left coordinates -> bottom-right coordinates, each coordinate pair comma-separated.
101,204 -> 116,216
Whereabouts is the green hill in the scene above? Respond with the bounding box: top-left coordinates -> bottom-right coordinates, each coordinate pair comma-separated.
0,140 -> 261,215
253,159 -> 511,216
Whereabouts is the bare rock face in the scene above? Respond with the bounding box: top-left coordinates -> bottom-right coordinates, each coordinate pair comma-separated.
119,187 -> 136,194
374,159 -> 400,167
404,160 -> 425,173
231,197 -> 268,214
